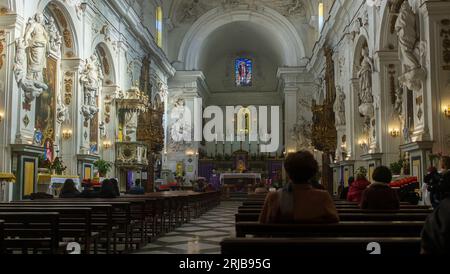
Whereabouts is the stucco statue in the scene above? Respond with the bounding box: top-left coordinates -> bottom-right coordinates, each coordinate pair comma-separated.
334,86 -> 346,126
80,54 -> 103,120
170,98 -> 192,143
395,1 -> 420,71
394,88 -> 403,118
357,47 -> 374,122
24,13 -> 49,82
46,17 -> 62,54
395,1 -> 426,91
14,38 -> 48,103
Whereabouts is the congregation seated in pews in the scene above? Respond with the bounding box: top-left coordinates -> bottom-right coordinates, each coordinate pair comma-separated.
222,150 -> 450,256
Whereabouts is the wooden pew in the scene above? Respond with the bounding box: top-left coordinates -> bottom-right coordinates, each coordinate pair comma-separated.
235,221 -> 425,238
238,207 -> 432,214
221,237 -> 421,255
4,202 -> 116,254
0,206 -> 98,254
0,212 -> 60,254
0,220 -> 4,255
235,212 -> 431,222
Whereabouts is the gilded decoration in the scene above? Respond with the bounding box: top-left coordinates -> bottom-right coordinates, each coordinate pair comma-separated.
0,30 -> 5,70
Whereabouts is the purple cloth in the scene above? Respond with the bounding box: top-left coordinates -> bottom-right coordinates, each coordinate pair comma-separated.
210,174 -> 221,191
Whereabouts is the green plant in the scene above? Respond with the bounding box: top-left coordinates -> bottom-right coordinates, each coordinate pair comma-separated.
51,157 -> 67,175
94,159 -> 112,177
390,159 -> 404,175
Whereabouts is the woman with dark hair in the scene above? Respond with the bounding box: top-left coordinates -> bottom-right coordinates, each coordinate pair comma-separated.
259,150 -> 339,224
360,166 -> 400,210
59,179 -> 80,198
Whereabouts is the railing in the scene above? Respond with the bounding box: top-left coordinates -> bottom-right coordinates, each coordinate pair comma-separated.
115,142 -> 149,169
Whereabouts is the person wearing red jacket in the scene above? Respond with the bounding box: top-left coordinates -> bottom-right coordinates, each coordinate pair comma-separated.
347,174 -> 371,203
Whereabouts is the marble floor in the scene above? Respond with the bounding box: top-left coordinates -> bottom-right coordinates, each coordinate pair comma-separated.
134,201 -> 241,254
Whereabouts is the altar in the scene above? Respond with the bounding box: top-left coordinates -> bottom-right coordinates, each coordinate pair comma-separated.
220,173 -> 262,185
37,174 -> 81,196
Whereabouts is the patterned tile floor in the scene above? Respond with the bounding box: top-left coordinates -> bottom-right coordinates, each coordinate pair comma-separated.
134,201 -> 241,254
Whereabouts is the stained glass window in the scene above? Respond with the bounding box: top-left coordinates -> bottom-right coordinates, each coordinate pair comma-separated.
235,58 -> 253,87
156,6 -> 163,47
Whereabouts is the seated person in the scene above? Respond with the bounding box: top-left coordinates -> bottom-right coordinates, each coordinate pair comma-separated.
97,179 -> 118,198
259,150 -> 339,224
59,179 -> 80,198
360,166 -> 400,210
340,177 -> 354,200
127,180 -> 145,195
347,174 -> 370,203
254,183 -> 269,194
421,172 -> 450,255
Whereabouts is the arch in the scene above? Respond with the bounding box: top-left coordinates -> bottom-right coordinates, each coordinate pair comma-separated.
351,34 -> 370,78
376,0 -> 405,51
91,41 -> 117,86
38,0 -> 80,57
178,6 -> 306,70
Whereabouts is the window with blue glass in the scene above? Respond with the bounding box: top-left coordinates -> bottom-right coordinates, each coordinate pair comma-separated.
235,58 -> 253,87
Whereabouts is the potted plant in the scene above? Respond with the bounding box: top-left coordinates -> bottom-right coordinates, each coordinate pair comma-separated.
94,159 -> 112,177
51,157 -> 67,175
390,160 -> 404,176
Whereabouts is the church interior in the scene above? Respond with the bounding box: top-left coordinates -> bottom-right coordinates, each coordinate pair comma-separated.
0,0 -> 450,257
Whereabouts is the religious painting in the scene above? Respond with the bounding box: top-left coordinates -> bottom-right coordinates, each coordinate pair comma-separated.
35,56 -> 56,146
235,58 -> 252,87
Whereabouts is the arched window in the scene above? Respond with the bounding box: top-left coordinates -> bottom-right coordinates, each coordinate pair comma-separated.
156,6 -> 163,47
235,58 -> 253,87
318,2 -> 324,32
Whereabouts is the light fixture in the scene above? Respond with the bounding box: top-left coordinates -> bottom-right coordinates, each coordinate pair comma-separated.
0,112 -> 4,123
103,140 -> 112,150
389,129 -> 400,138
358,139 -> 368,150
444,105 -> 450,118
62,129 -> 73,140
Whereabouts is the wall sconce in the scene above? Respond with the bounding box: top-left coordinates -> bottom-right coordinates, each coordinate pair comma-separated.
0,112 -> 4,123
62,129 -> 73,140
389,129 -> 400,138
358,139 -> 368,150
103,140 -> 112,150
444,105 -> 450,118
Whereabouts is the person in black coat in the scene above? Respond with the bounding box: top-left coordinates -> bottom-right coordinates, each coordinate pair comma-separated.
421,172 -> 450,255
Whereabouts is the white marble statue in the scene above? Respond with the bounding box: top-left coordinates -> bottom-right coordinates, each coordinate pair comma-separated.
46,17 -> 62,54
24,13 -> 49,82
357,47 -> 374,121
80,54 -> 103,120
334,86 -> 346,126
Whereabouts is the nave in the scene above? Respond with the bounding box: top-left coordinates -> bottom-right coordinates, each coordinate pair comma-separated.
135,201 -> 239,254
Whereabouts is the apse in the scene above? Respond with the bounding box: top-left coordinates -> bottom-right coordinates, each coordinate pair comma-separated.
198,21 -> 284,93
